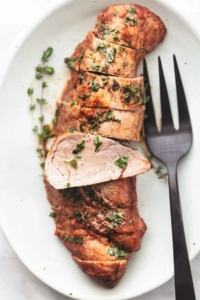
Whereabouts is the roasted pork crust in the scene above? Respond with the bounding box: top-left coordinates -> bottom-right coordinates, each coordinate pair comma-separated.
73,256 -> 128,288
94,4 -> 166,52
43,3 -> 167,288
44,176 -> 147,252
80,106 -> 145,141
77,72 -> 145,111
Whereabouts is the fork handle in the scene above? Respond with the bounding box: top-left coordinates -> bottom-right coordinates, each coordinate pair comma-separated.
168,165 -> 196,300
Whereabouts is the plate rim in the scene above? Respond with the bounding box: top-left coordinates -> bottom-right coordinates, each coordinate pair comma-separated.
0,0 -> 199,299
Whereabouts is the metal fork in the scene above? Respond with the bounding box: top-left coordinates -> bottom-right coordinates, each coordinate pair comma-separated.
143,55 -> 196,299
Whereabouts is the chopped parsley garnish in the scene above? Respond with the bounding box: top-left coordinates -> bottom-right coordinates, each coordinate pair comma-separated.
97,24 -> 115,39
123,85 -> 140,104
68,128 -> 79,133
96,43 -> 106,50
62,189 -> 83,206
106,210 -> 124,226
102,64 -> 109,73
49,212 -> 56,218
105,111 -> 121,122
78,73 -> 85,84
71,100 -> 77,106
114,156 -> 129,169
64,155 -> 82,169
88,110 -> 121,131
91,79 -> 100,91
107,225 -> 113,231
108,247 -> 128,259
85,189 -> 105,206
125,16 -> 137,26
129,6 -> 136,14
66,182 -> 71,187
101,47 -> 116,63
113,33 -> 119,40
102,77 -> 108,84
65,57 -> 77,68
73,140 -> 85,154
112,80 -> 120,91
92,64 -> 100,72
72,210 -> 82,221
94,136 -> 102,152
64,235 -> 83,244
78,52 -> 84,63
93,210 -> 99,216
78,94 -> 90,100
113,10 -> 118,17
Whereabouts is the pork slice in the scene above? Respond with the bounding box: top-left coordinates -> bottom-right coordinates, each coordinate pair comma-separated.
45,176 -> 137,209
73,257 -> 128,288
109,230 -> 146,252
45,132 -> 150,189
80,106 -> 145,141
54,207 -> 131,261
55,103 -> 145,141
77,72 -> 144,111
78,32 -> 145,78
94,4 -> 166,52
55,204 -> 137,234
91,177 -> 136,208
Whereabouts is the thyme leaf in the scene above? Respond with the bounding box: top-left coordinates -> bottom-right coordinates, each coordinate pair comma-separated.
42,47 -> 53,62
108,247 -> 127,259
114,156 -> 129,169
73,140 -> 85,154
94,136 -> 102,152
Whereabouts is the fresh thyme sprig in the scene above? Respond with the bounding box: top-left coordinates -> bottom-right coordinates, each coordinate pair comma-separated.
27,47 -> 55,169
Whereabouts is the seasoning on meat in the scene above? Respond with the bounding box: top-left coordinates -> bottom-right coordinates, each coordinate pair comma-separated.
43,3 -> 167,288
76,72 -> 145,110
66,32 -> 145,78
93,4 -> 166,52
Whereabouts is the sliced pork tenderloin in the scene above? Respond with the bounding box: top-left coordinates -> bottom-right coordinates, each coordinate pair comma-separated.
45,132 -> 150,189
44,176 -> 136,209
65,32 -> 145,78
76,72 -> 145,110
55,103 -> 145,141
73,257 -> 128,288
80,106 -> 145,141
94,4 -> 166,52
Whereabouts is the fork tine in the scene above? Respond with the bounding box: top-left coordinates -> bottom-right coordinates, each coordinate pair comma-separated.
158,57 -> 174,129
173,55 -> 191,128
143,58 -> 157,134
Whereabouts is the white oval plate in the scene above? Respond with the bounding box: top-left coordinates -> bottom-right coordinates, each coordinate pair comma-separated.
0,0 -> 200,299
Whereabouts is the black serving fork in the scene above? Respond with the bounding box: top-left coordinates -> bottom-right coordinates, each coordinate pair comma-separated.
143,56 -> 196,300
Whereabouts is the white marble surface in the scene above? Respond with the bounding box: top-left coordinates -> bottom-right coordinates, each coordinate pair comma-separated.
0,0 -> 200,299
